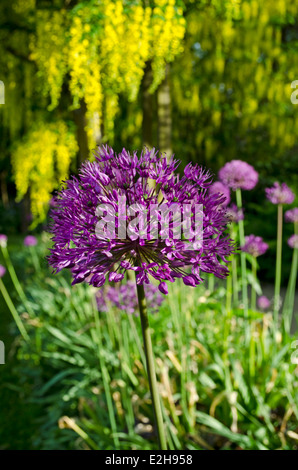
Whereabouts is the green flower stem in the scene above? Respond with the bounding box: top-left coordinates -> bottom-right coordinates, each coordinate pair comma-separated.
1,245 -> 35,316
223,271 -> 232,359
249,321 -> 256,379
236,189 -> 248,319
282,224 -> 298,335
232,255 -> 238,306
274,204 -> 283,325
127,312 -> 146,368
282,247 -> 298,335
119,316 -> 135,435
251,256 -> 257,312
91,297 -> 120,448
225,273 -> 232,324
208,274 -> 214,293
29,245 -> 40,272
136,280 -> 167,450
0,278 -> 29,341
230,223 -> 238,306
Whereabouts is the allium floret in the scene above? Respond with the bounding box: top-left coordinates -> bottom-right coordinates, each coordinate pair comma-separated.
96,281 -> 164,314
218,160 -> 258,191
285,208 -> 298,224
48,146 -> 234,294
226,203 -> 244,223
265,183 -> 295,205
257,296 -> 271,310
241,234 -> 269,257
288,234 -> 298,249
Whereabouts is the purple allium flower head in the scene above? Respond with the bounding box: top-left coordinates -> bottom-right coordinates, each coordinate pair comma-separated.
285,208 -> 298,224
208,182 -> 230,207
257,295 -> 271,310
226,204 -> 244,223
0,264 -> 6,278
48,146 -> 234,294
241,234 -> 269,257
288,234 -> 298,249
96,280 -> 164,314
265,183 -> 295,205
0,234 -> 8,248
218,160 -> 258,191
24,235 -> 38,247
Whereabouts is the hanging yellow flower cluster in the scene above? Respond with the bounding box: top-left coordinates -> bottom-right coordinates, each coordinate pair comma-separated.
12,122 -> 78,226
30,0 -> 186,147
10,0 -> 186,224
172,0 -> 298,162
150,0 -> 186,91
68,12 -> 103,149
100,2 -> 152,100
30,9 -> 68,111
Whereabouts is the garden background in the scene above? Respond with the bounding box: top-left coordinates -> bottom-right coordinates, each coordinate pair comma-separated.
0,0 -> 298,450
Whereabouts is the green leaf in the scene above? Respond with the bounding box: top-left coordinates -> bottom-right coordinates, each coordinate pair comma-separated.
196,411 -> 253,447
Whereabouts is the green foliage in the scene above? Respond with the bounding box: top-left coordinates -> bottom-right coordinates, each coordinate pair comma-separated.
1,240 -> 297,450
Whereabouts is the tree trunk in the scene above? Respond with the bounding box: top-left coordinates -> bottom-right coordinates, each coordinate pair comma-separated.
73,100 -> 89,167
0,171 -> 9,208
141,61 -> 153,149
157,63 -> 172,159
20,192 -> 31,233
90,111 -> 103,147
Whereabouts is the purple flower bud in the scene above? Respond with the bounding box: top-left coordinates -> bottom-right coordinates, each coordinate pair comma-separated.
120,260 -> 132,269
90,273 -> 106,287
72,269 -> 91,285
0,264 -> 6,278
24,235 -> 38,247
109,272 -> 124,282
183,275 -> 198,287
158,282 -> 168,295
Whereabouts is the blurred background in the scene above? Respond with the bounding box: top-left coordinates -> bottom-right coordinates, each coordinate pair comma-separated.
0,0 -> 298,450
1,0 -> 298,282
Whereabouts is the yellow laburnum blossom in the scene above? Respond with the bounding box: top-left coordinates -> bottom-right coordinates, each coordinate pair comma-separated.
68,11 -> 103,150
172,0 -> 298,163
30,10 -> 68,110
12,122 -> 78,226
30,1 -> 186,145
150,1 -> 186,91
